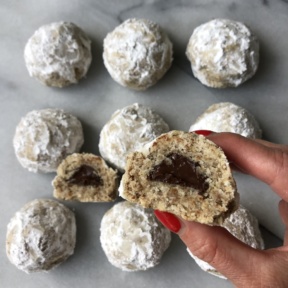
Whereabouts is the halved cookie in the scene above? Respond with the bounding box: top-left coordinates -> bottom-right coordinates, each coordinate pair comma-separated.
120,130 -> 239,225
53,153 -> 118,202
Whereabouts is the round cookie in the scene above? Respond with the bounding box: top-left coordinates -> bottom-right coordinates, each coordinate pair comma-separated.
13,108 -> 84,173
186,18 -> 259,88
100,201 -> 171,271
99,103 -> 169,172
53,153 -> 119,202
120,130 -> 239,225
189,102 -> 262,138
188,205 -> 264,279
6,199 -> 76,273
103,18 -> 173,90
24,21 -> 92,87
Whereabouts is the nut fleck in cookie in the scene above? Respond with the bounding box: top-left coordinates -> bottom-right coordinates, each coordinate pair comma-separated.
120,130 -> 239,225
53,153 -> 118,202
186,18 -> 259,88
6,199 -> 76,273
13,109 -> 84,173
188,205 -> 264,279
100,201 -> 171,271
103,18 -> 173,90
24,22 -> 92,87
189,102 -> 262,139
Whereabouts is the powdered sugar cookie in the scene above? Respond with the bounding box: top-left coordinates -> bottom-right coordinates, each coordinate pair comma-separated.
6,199 -> 76,273
188,205 -> 264,279
13,109 -> 84,173
100,201 -> 171,271
189,102 -> 262,138
99,103 -> 169,172
103,18 -> 173,90
186,19 -> 259,88
24,22 -> 92,87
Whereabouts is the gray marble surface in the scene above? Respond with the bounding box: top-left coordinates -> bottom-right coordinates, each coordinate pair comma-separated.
1,0 -> 287,287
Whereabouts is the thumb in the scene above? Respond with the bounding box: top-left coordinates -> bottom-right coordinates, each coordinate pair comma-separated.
278,200 -> 288,246
155,210 -> 266,286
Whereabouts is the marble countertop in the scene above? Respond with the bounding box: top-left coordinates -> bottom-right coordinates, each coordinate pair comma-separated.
1,0 -> 287,287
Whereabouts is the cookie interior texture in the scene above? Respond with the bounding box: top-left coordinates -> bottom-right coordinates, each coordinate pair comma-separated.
120,130 -> 239,225
53,153 -> 118,202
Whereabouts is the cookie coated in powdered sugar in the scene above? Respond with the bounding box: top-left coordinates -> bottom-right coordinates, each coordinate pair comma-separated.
188,205 -> 264,279
189,102 -> 262,139
103,18 -> 173,90
13,108 -> 84,173
100,201 -> 171,271
24,22 -> 92,88
6,199 -> 76,273
186,18 -> 259,88
99,103 -> 169,172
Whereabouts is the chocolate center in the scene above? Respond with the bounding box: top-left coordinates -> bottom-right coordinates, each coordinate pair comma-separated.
67,165 -> 103,186
147,153 -> 209,195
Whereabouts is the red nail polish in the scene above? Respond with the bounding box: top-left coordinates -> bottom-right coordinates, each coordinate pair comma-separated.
193,130 -> 213,136
154,210 -> 181,233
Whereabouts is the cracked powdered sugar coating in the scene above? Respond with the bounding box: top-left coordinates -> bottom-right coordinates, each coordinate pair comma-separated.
24,22 -> 92,87
99,103 -> 169,172
186,18 -> 259,88
189,102 -> 262,139
103,18 -> 173,90
188,205 -> 264,279
6,199 -> 76,273
100,201 -> 171,271
13,108 -> 84,173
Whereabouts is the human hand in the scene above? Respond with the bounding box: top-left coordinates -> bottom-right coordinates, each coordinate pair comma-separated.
155,131 -> 288,287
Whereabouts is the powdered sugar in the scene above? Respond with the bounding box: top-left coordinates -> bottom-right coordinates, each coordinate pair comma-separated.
100,201 -> 171,271
189,102 -> 262,138
6,199 -> 76,273
103,18 -> 173,90
186,19 -> 259,88
13,108 -> 84,173
99,103 -> 169,172
24,22 -> 92,87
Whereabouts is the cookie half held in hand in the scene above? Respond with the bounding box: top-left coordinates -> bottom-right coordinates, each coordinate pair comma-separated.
120,130 -> 239,225
53,153 -> 119,202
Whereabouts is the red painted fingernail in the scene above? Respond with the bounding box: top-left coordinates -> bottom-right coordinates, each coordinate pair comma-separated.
154,210 -> 181,233
193,130 -> 213,136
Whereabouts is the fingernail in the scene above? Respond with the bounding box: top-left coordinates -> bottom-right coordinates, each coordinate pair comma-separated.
193,130 -> 214,136
154,210 -> 181,233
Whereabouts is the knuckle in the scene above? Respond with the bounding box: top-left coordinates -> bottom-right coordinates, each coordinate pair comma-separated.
189,236 -> 219,264
269,149 -> 288,196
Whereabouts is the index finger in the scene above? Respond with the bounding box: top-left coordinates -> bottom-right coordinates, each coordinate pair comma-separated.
207,132 -> 288,201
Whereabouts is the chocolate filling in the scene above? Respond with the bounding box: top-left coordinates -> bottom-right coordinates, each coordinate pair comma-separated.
147,153 -> 209,195
67,165 -> 103,186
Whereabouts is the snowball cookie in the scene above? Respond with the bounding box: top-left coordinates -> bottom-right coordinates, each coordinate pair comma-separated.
186,18 -> 259,88
13,108 -> 84,173
189,102 -> 262,138
24,21 -> 92,87
99,103 -> 169,172
6,199 -> 76,273
188,205 -> 264,279
53,153 -> 119,202
100,201 -> 171,271
103,18 -> 173,90
120,130 -> 239,225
